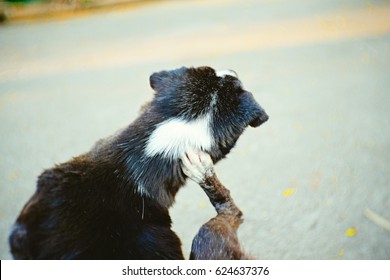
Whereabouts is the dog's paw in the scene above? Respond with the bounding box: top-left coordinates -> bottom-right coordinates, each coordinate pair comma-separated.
181,150 -> 214,184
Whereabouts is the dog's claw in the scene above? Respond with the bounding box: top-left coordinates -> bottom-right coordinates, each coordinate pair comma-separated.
181,150 -> 214,184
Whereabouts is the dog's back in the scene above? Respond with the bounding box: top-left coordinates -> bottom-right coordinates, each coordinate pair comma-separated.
10,154 -> 183,259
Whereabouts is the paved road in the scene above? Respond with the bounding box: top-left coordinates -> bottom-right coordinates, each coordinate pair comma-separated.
1,0 -> 390,259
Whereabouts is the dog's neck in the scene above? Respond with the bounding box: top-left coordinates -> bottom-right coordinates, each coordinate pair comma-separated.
113,113 -> 214,208
144,114 -> 214,159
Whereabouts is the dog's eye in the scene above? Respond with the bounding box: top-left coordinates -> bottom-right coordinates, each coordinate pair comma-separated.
232,79 -> 244,92
219,77 -> 244,96
235,87 -> 246,96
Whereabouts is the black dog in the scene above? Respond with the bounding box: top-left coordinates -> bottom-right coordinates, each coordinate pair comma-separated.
9,66 -> 268,259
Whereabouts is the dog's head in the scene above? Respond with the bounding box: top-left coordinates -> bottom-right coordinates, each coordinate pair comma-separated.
146,66 -> 268,161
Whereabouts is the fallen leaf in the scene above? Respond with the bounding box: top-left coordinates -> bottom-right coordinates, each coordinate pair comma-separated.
345,227 -> 357,237
294,122 -> 304,131
338,248 -> 345,257
7,170 -> 19,181
283,188 -> 296,197
199,200 -> 207,209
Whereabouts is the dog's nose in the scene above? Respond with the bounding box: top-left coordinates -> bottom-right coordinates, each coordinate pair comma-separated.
249,112 -> 269,127
260,112 -> 269,123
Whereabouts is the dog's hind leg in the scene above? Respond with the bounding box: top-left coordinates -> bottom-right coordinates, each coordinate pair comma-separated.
181,150 -> 251,260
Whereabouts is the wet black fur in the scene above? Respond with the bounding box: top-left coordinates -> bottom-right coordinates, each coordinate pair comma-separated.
9,66 -> 268,259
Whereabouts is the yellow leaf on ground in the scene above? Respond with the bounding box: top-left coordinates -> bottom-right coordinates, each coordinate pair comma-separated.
345,227 -> 357,237
338,248 -> 345,257
294,123 -> 304,131
199,200 -> 207,209
283,188 -> 296,197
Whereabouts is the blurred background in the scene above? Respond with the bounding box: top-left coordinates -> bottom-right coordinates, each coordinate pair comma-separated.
1,0 -> 390,259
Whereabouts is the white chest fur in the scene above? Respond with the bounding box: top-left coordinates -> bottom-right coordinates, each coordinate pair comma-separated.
145,115 -> 213,159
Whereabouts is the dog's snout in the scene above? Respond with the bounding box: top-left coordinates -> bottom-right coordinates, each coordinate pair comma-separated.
249,111 -> 269,127
260,112 -> 269,123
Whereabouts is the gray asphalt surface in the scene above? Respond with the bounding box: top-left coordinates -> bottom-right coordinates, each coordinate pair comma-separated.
1,0 -> 390,259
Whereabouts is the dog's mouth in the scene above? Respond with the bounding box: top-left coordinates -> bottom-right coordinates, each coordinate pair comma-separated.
249,113 -> 269,127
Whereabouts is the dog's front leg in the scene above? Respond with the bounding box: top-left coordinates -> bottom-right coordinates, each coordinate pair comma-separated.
181,150 -> 242,224
181,150 -> 249,259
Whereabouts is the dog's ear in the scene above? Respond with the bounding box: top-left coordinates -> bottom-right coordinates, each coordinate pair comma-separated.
149,67 -> 188,93
149,70 -> 170,92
